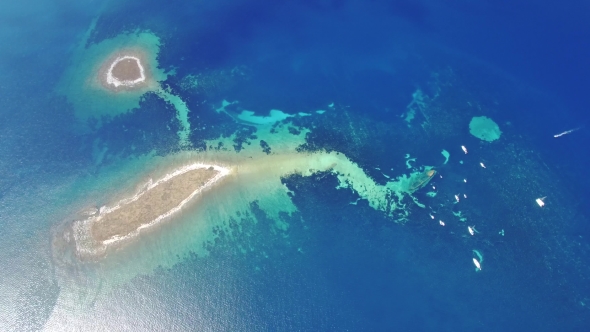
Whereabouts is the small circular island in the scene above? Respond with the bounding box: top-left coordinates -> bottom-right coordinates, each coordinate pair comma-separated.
98,50 -> 152,92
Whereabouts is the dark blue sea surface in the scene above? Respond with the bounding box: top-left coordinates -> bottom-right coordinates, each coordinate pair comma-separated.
1,0 -> 590,331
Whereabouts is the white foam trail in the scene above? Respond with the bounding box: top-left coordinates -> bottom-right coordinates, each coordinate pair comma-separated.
553,127 -> 580,138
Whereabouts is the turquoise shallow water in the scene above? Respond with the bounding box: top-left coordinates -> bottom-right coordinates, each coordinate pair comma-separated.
2,0 -> 590,331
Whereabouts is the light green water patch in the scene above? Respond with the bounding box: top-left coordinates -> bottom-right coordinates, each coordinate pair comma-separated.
469,116 -> 502,142
237,109 -> 293,125
441,149 -> 450,164
156,88 -> 191,146
405,154 -> 416,169
334,162 -> 435,217
473,249 -> 483,262
453,210 -> 467,222
349,197 -> 361,205
215,100 -> 292,126
215,99 -> 236,114
215,100 -> 321,126
57,30 -> 167,128
403,108 -> 415,123
410,196 -> 426,208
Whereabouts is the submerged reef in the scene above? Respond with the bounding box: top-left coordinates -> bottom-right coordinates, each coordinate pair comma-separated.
56,118 -> 437,262
469,116 -> 502,142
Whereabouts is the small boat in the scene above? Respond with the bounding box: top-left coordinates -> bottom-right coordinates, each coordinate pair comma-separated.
473,258 -> 482,271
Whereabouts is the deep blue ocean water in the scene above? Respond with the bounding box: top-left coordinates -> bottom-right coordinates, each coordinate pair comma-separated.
2,0 -> 590,331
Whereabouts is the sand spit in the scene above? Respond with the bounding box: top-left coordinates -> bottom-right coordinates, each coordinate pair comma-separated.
71,163 -> 230,259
